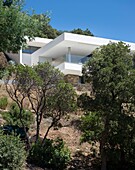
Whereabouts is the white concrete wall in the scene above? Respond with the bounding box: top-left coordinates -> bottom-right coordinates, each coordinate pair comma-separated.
56,62 -> 82,76
6,52 -> 20,63
22,54 -> 31,66
52,56 -> 65,67
27,37 -> 52,47
64,33 -> 135,51
31,55 -> 39,66
39,57 -> 52,63
21,33 -> 135,73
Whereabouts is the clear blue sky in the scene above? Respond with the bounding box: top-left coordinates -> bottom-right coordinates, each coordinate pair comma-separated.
24,0 -> 135,42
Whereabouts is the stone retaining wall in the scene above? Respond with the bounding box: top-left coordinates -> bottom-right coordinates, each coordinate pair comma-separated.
64,74 -> 93,96
64,74 -> 79,86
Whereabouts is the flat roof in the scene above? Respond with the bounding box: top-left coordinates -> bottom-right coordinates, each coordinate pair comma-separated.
31,33 -> 135,59
27,37 -> 52,47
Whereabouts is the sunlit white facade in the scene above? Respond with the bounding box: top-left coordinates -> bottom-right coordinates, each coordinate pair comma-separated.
19,33 -> 135,76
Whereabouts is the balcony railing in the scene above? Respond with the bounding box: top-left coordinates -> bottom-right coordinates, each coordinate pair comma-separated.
52,54 -> 89,67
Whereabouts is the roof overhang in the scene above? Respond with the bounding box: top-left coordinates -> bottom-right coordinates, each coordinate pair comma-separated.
31,33 -> 135,59
27,37 -> 53,47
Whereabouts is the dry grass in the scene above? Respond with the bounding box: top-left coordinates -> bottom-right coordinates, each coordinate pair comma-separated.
0,85 -> 94,169
0,85 -> 13,109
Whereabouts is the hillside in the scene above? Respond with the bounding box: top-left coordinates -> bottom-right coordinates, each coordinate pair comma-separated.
0,85 -> 97,170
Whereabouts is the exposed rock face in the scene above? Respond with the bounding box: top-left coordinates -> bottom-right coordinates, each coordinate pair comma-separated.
64,74 -> 79,86
0,52 -> 8,69
64,74 -> 94,96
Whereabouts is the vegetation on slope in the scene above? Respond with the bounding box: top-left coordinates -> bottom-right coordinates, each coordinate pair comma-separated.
1,1 -> 135,170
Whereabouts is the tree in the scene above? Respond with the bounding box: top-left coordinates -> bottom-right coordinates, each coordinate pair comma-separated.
32,14 -> 94,39
32,14 -> 60,39
41,24 -> 61,39
59,28 -> 94,38
28,137 -> 71,169
5,62 -> 76,145
5,64 -> 38,147
0,0 -> 49,52
70,28 -> 93,36
42,82 -> 76,144
29,62 -> 76,143
3,0 -> 13,7
80,42 -> 135,170
0,52 -> 8,79
2,102 -> 34,128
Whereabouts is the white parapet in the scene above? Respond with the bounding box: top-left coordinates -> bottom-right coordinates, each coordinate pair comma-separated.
56,62 -> 82,76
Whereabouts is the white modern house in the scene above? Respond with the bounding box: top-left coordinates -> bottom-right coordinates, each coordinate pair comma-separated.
20,33 -> 135,74
10,32 -> 135,84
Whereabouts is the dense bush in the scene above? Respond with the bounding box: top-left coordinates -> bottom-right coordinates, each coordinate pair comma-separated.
80,111 -> 135,170
28,138 -> 71,170
0,132 -> 26,170
77,93 -> 91,110
2,102 -> 34,128
0,96 -> 8,109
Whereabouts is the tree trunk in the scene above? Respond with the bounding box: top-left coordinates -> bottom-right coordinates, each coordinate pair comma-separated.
101,156 -> 106,170
42,122 -> 54,146
100,141 -> 107,170
100,115 -> 110,170
19,109 -> 31,149
120,149 -> 126,170
36,114 -> 40,142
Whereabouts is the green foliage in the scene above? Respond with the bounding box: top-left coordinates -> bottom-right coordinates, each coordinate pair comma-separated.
80,112 -> 104,143
1,1 -> 94,48
46,82 -> 77,117
106,113 -> 135,169
70,28 -> 93,36
28,138 -> 71,170
3,0 -> 13,7
82,42 -> 135,169
32,14 -> 60,39
32,13 -> 94,39
83,42 -> 135,112
77,93 -> 91,110
0,70 -> 4,79
0,131 -> 26,170
42,25 -> 61,39
0,0 -> 48,52
33,62 -> 76,140
59,28 -> 94,38
0,96 -> 8,109
0,69 -> 8,79
30,13 -> 63,39
2,103 -> 34,127
5,62 -> 77,141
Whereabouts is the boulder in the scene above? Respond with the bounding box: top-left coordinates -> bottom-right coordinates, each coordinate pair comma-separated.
0,52 -> 8,69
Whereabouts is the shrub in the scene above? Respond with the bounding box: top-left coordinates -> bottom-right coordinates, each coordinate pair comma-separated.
2,102 -> 34,128
28,138 -> 71,170
0,96 -> 8,109
77,93 -> 92,111
0,131 -> 26,170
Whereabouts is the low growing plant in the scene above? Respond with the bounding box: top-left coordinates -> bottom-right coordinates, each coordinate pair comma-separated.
0,131 -> 26,170
0,96 -> 8,110
2,102 -> 34,128
28,138 -> 71,170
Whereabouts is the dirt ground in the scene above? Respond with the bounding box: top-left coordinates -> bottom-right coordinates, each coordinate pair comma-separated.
0,86 -> 96,170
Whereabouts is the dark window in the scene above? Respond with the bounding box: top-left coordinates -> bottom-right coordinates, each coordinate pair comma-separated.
22,46 -> 40,54
79,76 -> 85,84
